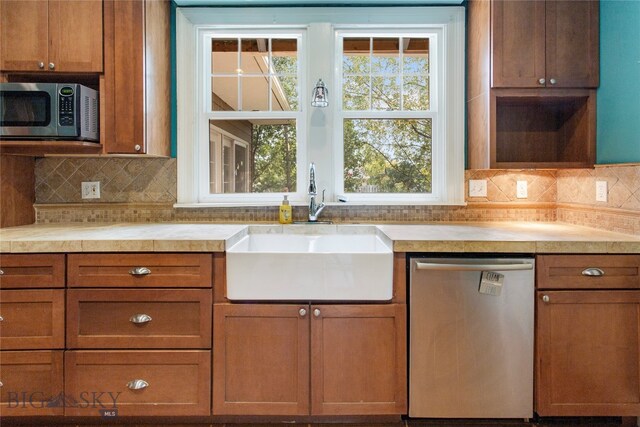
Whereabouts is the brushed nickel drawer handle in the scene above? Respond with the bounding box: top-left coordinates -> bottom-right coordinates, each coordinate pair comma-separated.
582,268 -> 604,277
129,267 -> 151,276
129,314 -> 152,324
0,268 -> 4,275
0,380 -> 3,387
0,315 -> 4,322
126,379 -> 149,390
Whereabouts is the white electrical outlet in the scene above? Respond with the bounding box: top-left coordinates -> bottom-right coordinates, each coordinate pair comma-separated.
81,181 -> 100,199
596,180 -> 608,202
468,179 -> 487,197
516,180 -> 528,199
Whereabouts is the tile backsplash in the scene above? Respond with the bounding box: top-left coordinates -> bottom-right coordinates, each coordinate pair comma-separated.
33,157 -> 640,234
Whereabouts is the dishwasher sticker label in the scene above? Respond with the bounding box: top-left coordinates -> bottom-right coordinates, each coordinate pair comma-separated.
479,271 -> 504,296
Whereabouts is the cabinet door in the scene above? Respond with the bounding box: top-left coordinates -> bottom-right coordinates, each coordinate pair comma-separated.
0,0 -> 49,71
0,351 -> 64,416
545,1 -> 599,88
310,304 -> 407,415
491,0 -> 546,88
536,291 -> 640,416
48,0 -> 103,72
212,304 -> 309,415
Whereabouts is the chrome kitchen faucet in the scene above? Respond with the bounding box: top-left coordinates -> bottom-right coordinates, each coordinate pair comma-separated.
308,162 -> 326,222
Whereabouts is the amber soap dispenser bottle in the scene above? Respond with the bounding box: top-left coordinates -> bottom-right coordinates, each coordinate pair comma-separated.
279,195 -> 293,224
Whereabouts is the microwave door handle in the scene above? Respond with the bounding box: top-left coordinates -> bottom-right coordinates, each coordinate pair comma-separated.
415,262 -> 534,272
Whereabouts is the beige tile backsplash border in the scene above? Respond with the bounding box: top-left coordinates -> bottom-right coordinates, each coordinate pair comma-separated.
33,158 -> 640,235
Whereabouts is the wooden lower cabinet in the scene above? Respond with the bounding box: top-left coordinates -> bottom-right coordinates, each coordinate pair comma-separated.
212,303 -> 407,416
212,304 -> 310,416
0,289 -> 65,350
536,290 -> 640,416
310,304 -> 407,415
64,350 -> 211,416
0,350 -> 64,416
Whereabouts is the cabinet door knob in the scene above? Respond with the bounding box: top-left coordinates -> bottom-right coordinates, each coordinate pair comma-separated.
549,78 -> 557,85
582,267 -> 604,277
538,78 -> 546,85
129,313 -> 152,324
0,268 -> 4,275
129,267 -> 151,276
542,295 -> 550,303
313,308 -> 321,317
38,62 -> 45,69
134,144 -> 142,152
126,379 -> 149,390
299,308 -> 307,317
48,62 -> 55,70
0,381 -> 3,387
0,315 -> 4,322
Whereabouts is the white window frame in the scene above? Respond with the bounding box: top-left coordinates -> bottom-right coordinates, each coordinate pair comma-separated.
176,7 -> 465,207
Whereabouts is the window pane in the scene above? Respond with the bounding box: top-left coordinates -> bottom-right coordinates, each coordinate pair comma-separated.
271,39 -> 298,75
372,76 -> 400,110
212,76 -> 238,111
240,38 -> 268,75
372,38 -> 399,74
403,76 -> 429,111
241,76 -> 270,111
273,76 -> 298,111
403,37 -> 429,75
209,119 -> 297,194
343,118 -> 432,193
211,39 -> 238,74
343,38 -> 370,75
343,75 -> 370,111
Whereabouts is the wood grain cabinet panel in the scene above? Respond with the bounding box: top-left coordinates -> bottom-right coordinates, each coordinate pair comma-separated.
537,255 -> 640,289
67,253 -> 212,288
0,254 -> 65,289
212,304 -> 310,416
310,304 -> 407,416
0,0 -> 102,72
0,290 -> 64,350
536,290 -> 640,416
64,350 -> 211,416
66,289 -> 212,349
0,350 -> 64,416
491,0 -> 599,88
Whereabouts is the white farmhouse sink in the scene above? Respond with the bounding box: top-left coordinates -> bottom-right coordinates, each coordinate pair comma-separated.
226,225 -> 393,301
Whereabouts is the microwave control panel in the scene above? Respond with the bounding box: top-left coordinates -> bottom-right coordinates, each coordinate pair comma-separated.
58,86 -> 75,127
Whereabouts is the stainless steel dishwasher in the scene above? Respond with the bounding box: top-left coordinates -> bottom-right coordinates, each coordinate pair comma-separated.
409,257 -> 534,419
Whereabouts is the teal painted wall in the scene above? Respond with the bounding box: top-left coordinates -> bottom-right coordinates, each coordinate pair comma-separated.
597,0 -> 640,164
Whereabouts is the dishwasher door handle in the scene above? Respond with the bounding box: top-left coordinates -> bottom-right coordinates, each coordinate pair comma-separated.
415,262 -> 534,271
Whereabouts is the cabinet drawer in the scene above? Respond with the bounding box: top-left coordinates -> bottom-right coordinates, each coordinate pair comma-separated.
0,254 -> 65,289
537,255 -> 640,289
0,350 -> 64,416
0,290 -> 65,350
64,350 -> 211,416
67,289 -> 212,349
67,254 -> 212,288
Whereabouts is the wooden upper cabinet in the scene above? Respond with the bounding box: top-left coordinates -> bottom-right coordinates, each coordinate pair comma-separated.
48,0 -> 103,72
545,1 -> 599,88
0,0 -> 49,71
491,1 -> 545,88
0,0 -> 103,72
491,0 -> 599,89
103,0 -> 170,155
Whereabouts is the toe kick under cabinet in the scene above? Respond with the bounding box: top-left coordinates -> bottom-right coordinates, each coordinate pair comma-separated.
64,253 -> 213,417
536,255 -> 640,416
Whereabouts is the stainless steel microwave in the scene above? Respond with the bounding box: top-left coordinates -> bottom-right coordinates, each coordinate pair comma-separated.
0,83 -> 99,142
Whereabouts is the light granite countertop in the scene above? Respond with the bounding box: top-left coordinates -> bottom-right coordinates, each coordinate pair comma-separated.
1,222 -> 639,254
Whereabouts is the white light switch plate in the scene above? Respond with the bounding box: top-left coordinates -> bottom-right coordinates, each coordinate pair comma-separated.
469,180 -> 487,197
596,180 -> 608,202
516,181 -> 528,199
81,181 -> 101,199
